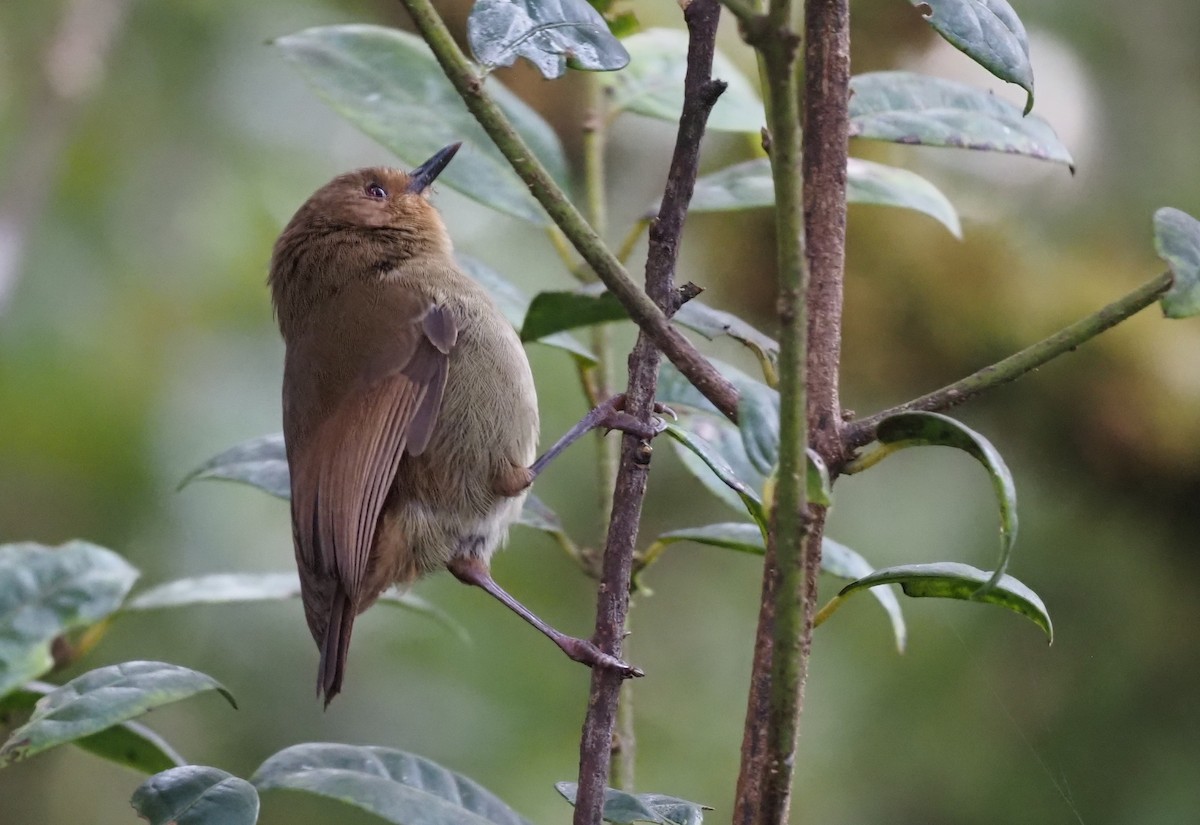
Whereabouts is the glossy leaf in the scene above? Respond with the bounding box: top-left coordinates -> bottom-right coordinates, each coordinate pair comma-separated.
819,539 -> 907,652
124,573 -> 468,645
672,302 -> 779,381
649,526 -> 904,651
911,0 -> 1034,113
0,661 -> 235,767
1154,207 -> 1200,318
458,255 -> 596,363
599,28 -> 763,132
875,411 -> 1017,588
684,157 -> 962,237
663,421 -> 767,528
838,562 -> 1052,642
252,743 -> 534,825
468,0 -> 629,78
520,287 -> 779,379
0,541 -> 139,699
849,72 -> 1073,168
653,522 -> 766,555
179,433 -> 289,499
520,287 -> 625,342
0,682 -> 184,774
736,381 -> 780,475
132,766 -> 260,825
274,25 -> 568,225
556,782 -> 708,825
180,433 -> 558,537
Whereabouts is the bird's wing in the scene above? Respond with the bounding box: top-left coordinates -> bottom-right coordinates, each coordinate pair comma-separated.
290,302 -> 458,604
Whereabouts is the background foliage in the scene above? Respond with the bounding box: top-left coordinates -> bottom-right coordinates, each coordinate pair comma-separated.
2,0 -> 1199,823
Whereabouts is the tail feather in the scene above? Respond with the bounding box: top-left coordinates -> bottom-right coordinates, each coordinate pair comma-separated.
317,588 -> 356,707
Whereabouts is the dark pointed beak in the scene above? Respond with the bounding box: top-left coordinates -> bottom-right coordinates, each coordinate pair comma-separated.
406,142 -> 462,193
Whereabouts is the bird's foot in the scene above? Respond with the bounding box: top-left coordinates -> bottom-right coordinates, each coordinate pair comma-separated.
558,635 -> 645,679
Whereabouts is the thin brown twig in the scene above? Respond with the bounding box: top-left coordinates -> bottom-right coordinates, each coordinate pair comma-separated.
571,1 -> 727,821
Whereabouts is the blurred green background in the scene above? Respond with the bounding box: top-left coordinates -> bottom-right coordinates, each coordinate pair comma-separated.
2,0 -> 1199,823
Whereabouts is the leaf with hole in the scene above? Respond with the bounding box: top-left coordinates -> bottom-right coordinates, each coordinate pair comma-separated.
872,411 -> 1017,589
909,0 -> 1034,113
1154,207 -> 1200,318
0,541 -> 139,699
0,661 -> 235,767
180,433 -> 559,539
468,0 -> 629,78
837,561 -> 1052,641
251,743 -> 534,825
0,682 -> 185,775
458,255 -> 596,363
682,157 -> 961,237
124,573 -> 469,645
598,28 -> 763,132
849,72 -> 1072,167
132,766 -> 260,825
274,25 -> 568,225
556,782 -> 709,825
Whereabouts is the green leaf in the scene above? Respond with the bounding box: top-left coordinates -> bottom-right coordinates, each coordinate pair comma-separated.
274,25 -> 569,225
849,72 -> 1073,168
132,766 -> 260,825
820,539 -> 907,652
468,0 -> 630,78
520,287 -> 779,379
736,381 -> 780,475
520,287 -> 626,342
672,302 -> 779,381
684,157 -> 962,237
837,562 -> 1052,642
0,541 -> 139,699
650,526 -> 904,651
1154,207 -> 1200,318
458,255 -> 596,363
599,28 -> 763,132
0,682 -> 185,774
124,573 -> 468,645
179,433 -> 289,499
0,661 -> 236,767
654,522 -> 765,555
182,433 -> 563,540
875,412 -> 1017,589
520,290 -> 780,385
910,0 -> 1034,114
660,362 -> 830,510
663,421 -> 766,529
251,743 -> 534,825
556,782 -> 709,825
587,0 -> 639,38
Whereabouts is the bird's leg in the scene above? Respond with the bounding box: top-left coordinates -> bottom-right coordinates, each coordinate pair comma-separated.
527,393 -> 672,481
447,555 -> 644,679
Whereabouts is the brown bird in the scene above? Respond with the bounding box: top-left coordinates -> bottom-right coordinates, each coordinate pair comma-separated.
269,144 -> 645,705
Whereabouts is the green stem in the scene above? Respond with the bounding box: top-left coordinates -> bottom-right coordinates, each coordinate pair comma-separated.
397,0 -> 741,421
843,271 -> 1174,452
732,13 -> 809,825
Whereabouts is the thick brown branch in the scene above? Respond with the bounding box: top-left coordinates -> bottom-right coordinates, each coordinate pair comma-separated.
572,1 -> 726,821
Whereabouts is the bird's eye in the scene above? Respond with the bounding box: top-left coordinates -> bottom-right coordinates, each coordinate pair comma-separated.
365,183 -> 388,200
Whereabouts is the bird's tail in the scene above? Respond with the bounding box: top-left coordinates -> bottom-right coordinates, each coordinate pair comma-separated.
317,587 -> 356,707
